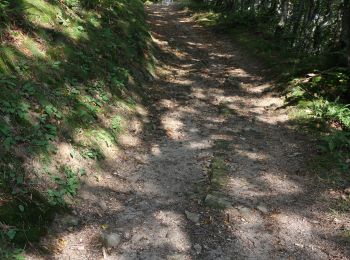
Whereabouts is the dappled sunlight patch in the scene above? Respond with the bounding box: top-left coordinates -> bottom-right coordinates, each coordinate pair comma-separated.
135,105 -> 148,118
271,212 -> 313,243
191,87 -> 208,99
225,103 -> 245,113
234,148 -> 268,162
209,52 -> 234,59
257,110 -> 290,125
256,95 -> 284,108
10,32 -> 47,60
151,35 -> 170,46
64,27 -> 89,42
118,133 -> 141,148
248,82 -> 273,94
261,173 -> 303,195
226,68 -> 251,79
24,0 -> 61,25
161,114 -> 185,140
151,144 -> 161,156
227,176 -> 252,190
0,45 -> 23,73
154,210 -> 191,251
185,139 -> 212,149
172,78 -> 194,86
191,11 -> 221,26
159,98 -> 177,108
226,176 -> 271,199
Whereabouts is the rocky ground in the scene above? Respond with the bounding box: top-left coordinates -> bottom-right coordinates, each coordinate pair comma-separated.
27,3 -> 350,259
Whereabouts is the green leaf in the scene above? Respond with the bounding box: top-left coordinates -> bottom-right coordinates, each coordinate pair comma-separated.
7,229 -> 17,240
18,205 -> 25,212
4,136 -> 15,151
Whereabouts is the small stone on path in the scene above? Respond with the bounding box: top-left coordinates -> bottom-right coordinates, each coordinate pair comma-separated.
257,204 -> 268,214
194,244 -> 202,254
205,194 -> 232,209
62,215 -> 79,227
237,206 -> 253,222
185,210 -> 200,223
100,232 -> 122,248
99,201 -> 108,211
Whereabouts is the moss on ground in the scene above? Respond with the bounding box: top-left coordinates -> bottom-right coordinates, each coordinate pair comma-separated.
204,139 -> 231,210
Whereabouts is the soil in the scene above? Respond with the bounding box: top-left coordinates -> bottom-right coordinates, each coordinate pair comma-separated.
27,3 -> 350,259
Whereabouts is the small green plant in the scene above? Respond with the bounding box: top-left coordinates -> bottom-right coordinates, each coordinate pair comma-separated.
80,146 -> 104,160
317,131 -> 350,173
0,241 -> 24,260
336,198 -> 350,213
310,100 -> 350,129
0,122 -> 15,151
111,115 -> 123,134
0,1 -> 10,23
47,166 -> 79,206
320,131 -> 350,154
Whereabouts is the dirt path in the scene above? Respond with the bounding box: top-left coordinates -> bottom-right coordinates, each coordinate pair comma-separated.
36,3 -> 349,259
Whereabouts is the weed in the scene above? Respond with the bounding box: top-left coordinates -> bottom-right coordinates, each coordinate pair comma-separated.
337,198 -> 350,213
47,166 -> 80,206
80,146 -> 105,160
111,115 -> 123,134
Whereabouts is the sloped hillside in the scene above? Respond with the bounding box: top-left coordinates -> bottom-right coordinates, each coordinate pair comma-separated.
0,0 -> 154,257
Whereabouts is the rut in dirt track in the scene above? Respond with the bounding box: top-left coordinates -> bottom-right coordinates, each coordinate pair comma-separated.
49,3 -> 348,260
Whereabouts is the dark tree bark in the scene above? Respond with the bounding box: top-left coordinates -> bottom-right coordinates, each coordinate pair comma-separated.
342,0 -> 350,101
345,0 -> 350,69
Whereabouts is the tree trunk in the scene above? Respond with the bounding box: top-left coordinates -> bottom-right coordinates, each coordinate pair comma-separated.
343,0 -> 350,69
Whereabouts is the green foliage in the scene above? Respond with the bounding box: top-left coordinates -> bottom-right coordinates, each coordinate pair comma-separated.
336,198 -> 350,213
0,246 -> 24,260
311,100 -> 350,129
0,175 -> 56,246
0,0 -> 153,254
0,1 -> 10,24
287,69 -> 350,174
80,146 -> 105,160
47,166 -> 80,206
0,0 -> 151,156
111,115 -> 123,134
318,131 -> 350,171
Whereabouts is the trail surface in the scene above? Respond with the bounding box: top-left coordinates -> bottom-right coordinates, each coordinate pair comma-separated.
36,3 -> 349,259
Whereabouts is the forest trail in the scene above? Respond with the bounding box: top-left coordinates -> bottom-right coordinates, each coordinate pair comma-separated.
43,3 -> 347,259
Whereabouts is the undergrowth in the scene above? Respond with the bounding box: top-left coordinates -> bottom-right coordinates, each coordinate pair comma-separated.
0,0 -> 154,256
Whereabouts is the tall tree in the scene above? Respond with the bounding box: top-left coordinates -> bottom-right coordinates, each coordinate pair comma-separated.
344,0 -> 350,69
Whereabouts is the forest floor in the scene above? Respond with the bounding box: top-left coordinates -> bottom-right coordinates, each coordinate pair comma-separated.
28,3 -> 350,259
